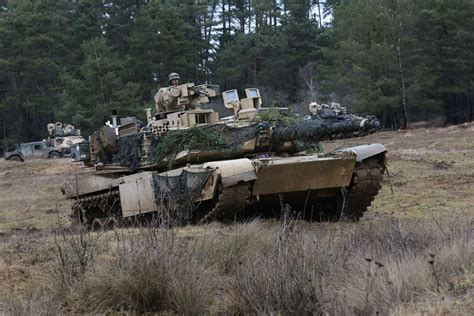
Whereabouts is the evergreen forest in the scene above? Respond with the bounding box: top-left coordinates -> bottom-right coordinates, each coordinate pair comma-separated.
0,0 -> 473,149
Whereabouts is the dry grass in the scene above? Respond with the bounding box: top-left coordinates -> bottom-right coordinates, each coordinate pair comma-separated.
1,216 -> 472,314
0,123 -> 473,314
0,159 -> 75,233
325,123 -> 474,219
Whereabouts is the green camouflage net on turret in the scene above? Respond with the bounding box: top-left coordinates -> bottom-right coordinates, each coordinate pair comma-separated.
149,127 -> 225,167
112,111 -> 380,170
258,107 -> 299,126
112,124 -> 260,170
148,124 -> 259,168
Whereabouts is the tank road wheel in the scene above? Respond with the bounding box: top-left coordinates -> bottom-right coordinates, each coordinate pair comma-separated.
198,182 -> 251,224
342,156 -> 385,221
70,189 -> 122,229
91,218 -> 104,231
104,217 -> 120,230
71,201 -> 85,226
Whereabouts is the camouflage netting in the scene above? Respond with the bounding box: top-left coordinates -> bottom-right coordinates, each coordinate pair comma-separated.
272,115 -> 380,145
148,124 -> 259,167
273,119 -> 329,144
152,169 -> 213,224
319,114 -> 381,136
112,133 -> 144,170
112,111 -> 380,170
111,124 -> 260,170
258,107 -> 299,126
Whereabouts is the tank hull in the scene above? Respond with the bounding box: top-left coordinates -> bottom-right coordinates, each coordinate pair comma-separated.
65,144 -> 386,227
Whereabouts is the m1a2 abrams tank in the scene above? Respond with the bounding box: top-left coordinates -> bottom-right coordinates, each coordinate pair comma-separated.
61,83 -> 387,228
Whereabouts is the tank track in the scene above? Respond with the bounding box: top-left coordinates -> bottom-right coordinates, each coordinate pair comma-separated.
198,182 -> 251,224
71,189 -> 121,225
343,156 -> 385,220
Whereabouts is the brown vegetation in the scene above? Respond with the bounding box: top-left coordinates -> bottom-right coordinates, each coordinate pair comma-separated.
2,217 -> 473,315
0,123 -> 473,314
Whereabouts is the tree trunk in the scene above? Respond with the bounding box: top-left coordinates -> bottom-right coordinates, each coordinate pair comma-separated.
468,89 -> 473,122
393,4 -> 408,130
393,108 -> 400,130
248,0 -> 252,33
451,94 -> 458,124
396,43 -> 408,129
222,0 -> 227,37
317,0 -> 322,28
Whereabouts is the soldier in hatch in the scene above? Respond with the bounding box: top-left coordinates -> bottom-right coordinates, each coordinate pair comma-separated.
154,72 -> 182,112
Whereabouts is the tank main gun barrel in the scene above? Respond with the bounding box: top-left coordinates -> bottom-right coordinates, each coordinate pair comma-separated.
272,115 -> 381,145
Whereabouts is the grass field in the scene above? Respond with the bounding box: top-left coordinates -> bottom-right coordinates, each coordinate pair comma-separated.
0,123 -> 473,314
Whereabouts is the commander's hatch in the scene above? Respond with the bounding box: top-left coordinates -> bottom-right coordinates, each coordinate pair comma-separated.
223,88 -> 261,119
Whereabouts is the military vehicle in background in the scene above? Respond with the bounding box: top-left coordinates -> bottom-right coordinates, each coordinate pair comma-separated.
46,122 -> 85,153
4,141 -> 49,162
4,122 -> 85,162
62,83 -> 387,229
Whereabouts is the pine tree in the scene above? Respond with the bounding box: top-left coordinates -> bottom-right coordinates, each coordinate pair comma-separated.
61,38 -> 141,136
128,0 -> 205,103
416,0 -> 474,124
0,0 -> 75,143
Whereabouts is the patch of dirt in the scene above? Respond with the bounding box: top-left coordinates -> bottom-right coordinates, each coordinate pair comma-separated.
0,159 -> 76,234
323,123 -> 474,219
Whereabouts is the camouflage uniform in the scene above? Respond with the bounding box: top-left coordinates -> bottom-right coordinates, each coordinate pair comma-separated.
155,73 -> 182,112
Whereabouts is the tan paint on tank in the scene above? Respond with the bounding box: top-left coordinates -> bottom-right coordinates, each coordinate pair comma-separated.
203,158 -> 257,187
119,172 -> 158,217
252,156 -> 356,195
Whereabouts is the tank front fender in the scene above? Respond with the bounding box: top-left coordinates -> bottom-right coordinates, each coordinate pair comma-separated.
252,156 -> 356,196
203,158 -> 257,187
337,143 -> 387,162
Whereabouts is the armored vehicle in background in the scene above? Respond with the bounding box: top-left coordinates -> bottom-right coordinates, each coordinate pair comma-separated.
62,84 -> 387,228
46,122 -> 85,155
4,122 -> 85,162
4,141 -> 49,162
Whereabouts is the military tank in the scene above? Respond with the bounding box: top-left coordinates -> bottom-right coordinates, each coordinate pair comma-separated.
61,84 -> 387,228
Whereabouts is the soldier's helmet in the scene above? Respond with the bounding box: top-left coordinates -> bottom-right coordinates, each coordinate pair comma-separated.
168,72 -> 180,85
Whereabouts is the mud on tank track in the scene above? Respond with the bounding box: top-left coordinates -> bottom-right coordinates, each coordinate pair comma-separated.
342,156 -> 385,220
71,189 -> 121,227
198,182 -> 252,224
